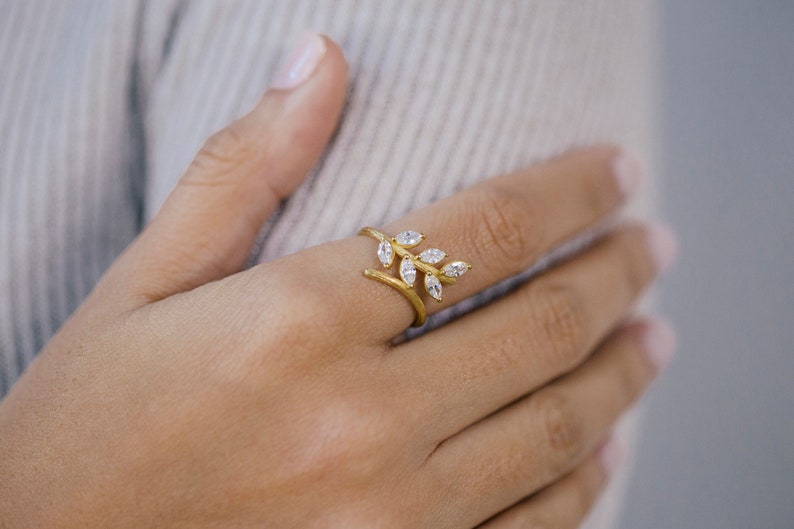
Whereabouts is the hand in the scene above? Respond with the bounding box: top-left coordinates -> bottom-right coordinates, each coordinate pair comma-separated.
0,34 -> 676,528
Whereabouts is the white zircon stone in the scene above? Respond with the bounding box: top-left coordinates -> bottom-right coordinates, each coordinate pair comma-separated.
394,230 -> 425,247
442,261 -> 470,277
418,248 -> 447,264
377,240 -> 394,267
400,256 -> 417,286
425,274 -> 443,301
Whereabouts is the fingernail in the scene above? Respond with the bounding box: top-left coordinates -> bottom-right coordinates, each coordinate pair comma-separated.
270,32 -> 327,90
598,437 -> 624,478
646,222 -> 678,272
612,151 -> 644,197
642,318 -> 677,371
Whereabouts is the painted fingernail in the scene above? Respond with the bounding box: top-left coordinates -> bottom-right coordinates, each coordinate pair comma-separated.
613,151 -> 644,198
598,437 -> 624,479
642,318 -> 677,371
646,222 -> 678,272
271,32 -> 327,90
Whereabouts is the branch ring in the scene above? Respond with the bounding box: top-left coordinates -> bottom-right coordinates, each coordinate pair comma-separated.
358,227 -> 472,327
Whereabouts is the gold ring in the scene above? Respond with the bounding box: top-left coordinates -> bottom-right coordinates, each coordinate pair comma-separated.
358,227 -> 472,327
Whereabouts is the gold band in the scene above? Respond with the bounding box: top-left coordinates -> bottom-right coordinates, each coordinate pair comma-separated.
363,268 -> 427,326
358,226 -> 471,327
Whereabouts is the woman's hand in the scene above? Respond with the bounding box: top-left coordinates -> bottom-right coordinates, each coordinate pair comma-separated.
0,34 -> 676,529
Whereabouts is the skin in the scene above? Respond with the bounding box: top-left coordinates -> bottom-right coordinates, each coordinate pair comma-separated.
0,36 -> 676,528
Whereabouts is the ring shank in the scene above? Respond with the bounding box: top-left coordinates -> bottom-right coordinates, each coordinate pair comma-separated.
362,268 -> 427,327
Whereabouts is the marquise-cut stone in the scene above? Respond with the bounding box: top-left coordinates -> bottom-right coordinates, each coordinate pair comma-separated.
377,240 -> 394,267
400,256 -> 417,286
425,274 -> 443,301
418,248 -> 447,264
394,230 -> 425,247
443,261 -> 470,277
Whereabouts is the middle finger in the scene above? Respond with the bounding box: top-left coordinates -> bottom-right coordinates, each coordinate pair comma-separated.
391,222 -> 674,444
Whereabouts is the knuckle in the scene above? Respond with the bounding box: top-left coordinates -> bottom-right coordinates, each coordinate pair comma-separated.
306,398 -> 401,481
224,266 -> 351,381
187,120 -> 257,184
467,184 -> 538,272
527,282 -> 586,365
258,262 -> 348,342
533,389 -> 585,466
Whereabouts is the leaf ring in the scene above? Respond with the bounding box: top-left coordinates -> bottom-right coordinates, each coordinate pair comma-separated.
358,227 -> 471,327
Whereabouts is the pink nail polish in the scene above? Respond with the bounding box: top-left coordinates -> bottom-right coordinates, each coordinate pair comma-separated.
642,319 -> 677,370
270,32 -> 327,90
598,438 -> 624,478
612,152 -> 644,197
646,222 -> 678,272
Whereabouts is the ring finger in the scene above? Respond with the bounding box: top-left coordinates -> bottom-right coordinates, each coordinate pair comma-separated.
422,318 -> 676,529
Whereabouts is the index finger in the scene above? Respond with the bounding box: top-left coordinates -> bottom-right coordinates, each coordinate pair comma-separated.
264,145 -> 642,344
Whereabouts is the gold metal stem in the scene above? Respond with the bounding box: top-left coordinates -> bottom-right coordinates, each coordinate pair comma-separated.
357,227 -> 456,285
358,226 -> 471,327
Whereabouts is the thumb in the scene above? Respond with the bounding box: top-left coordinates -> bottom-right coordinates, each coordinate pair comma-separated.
106,33 -> 347,307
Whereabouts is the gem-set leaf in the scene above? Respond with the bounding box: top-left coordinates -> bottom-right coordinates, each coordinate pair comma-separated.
418,248 -> 447,264
442,261 -> 471,278
377,240 -> 394,268
394,230 -> 425,247
372,230 -> 470,302
425,274 -> 443,301
399,256 -> 417,286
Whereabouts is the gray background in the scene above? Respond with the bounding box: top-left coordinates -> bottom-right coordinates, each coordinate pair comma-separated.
622,1 -> 794,528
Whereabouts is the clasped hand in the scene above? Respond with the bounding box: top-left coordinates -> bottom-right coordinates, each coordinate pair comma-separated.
0,35 -> 676,529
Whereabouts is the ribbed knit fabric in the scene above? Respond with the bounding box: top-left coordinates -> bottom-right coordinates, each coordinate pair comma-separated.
0,1 -> 658,527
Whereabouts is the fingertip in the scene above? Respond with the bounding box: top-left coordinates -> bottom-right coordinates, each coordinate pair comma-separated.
270,32 -> 328,90
646,221 -> 678,273
318,33 -> 349,76
641,317 -> 677,371
267,31 -> 348,97
305,33 -> 349,103
317,34 -> 350,109
253,32 -> 348,194
611,149 -> 645,198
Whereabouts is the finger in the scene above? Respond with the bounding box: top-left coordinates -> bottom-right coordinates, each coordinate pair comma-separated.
393,222 -> 675,442
278,145 -> 643,343
423,318 -> 675,528
477,439 -> 621,529
100,33 -> 348,307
